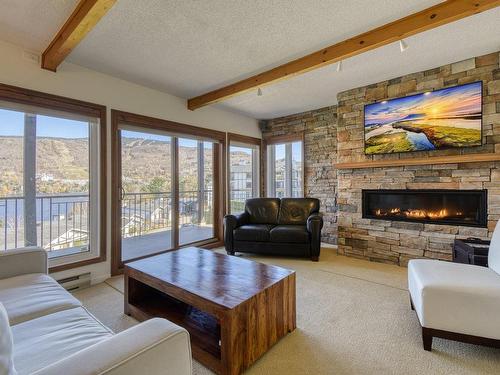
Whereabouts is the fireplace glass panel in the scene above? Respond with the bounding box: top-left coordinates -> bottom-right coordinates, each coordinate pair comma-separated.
362,190 -> 487,227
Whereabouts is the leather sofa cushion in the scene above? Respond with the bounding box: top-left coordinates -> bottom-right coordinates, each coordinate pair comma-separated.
0,273 -> 82,325
234,224 -> 272,242
278,198 -> 319,225
245,198 -> 280,224
12,307 -> 113,374
270,225 -> 310,243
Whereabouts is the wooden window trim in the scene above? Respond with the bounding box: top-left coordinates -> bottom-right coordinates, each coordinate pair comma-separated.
227,132 -> 262,146
110,110 -> 226,275
112,110 -> 226,142
265,133 -> 304,145
0,83 -> 107,272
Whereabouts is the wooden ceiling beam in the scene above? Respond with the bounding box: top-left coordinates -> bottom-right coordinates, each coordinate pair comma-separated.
42,0 -> 116,72
188,0 -> 500,110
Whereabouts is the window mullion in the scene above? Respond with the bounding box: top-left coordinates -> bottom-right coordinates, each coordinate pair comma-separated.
285,143 -> 292,197
267,145 -> 276,197
171,137 -> 179,248
23,113 -> 37,247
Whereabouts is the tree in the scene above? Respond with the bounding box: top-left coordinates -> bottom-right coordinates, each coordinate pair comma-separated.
145,177 -> 167,193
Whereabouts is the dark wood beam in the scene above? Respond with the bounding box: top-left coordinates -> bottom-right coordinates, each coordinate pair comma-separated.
42,0 -> 116,72
188,0 -> 500,110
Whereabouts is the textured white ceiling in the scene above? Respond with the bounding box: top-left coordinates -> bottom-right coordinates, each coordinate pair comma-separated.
0,0 -> 78,51
219,8 -> 500,119
0,0 -> 499,119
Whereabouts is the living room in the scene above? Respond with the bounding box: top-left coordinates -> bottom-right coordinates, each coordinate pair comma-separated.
0,1 -> 499,374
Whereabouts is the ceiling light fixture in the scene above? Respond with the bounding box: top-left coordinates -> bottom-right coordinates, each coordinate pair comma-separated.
336,60 -> 343,72
257,88 -> 263,96
399,39 -> 408,52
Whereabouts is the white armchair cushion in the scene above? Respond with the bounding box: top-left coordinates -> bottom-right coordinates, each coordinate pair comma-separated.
0,302 -> 17,375
488,220 -> 500,275
0,273 -> 81,325
408,259 -> 500,339
12,307 -> 113,374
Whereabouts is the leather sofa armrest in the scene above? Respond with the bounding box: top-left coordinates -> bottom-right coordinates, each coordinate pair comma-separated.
0,247 -> 48,279
225,212 -> 249,228
33,318 -> 192,375
224,212 -> 249,254
307,213 -> 323,261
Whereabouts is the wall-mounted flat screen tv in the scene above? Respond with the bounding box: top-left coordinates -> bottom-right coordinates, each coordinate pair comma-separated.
364,81 -> 482,155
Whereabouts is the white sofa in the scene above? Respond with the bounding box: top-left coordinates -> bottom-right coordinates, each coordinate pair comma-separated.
0,247 -> 192,375
408,220 -> 500,351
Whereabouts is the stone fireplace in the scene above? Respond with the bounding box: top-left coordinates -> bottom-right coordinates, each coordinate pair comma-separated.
262,51 -> 499,266
335,52 -> 499,266
362,189 -> 488,227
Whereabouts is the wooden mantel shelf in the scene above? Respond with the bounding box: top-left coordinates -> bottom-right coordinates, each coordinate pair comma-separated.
334,153 -> 500,169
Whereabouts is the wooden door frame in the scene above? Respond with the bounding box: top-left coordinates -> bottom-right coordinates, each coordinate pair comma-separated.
111,110 -> 226,275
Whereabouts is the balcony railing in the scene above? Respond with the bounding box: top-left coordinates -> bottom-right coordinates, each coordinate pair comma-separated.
0,190 -> 213,252
0,194 -> 89,252
121,190 -> 213,238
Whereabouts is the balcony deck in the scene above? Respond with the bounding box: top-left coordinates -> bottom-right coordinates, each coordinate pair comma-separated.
121,225 -> 213,261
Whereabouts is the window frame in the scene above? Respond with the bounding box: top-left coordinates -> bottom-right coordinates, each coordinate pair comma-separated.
0,83 -> 107,272
265,133 -> 305,198
227,133 -> 262,214
111,110 -> 227,275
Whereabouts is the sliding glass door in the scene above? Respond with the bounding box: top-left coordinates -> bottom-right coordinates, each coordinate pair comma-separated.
120,129 -> 173,262
112,111 -> 224,274
178,139 -> 214,245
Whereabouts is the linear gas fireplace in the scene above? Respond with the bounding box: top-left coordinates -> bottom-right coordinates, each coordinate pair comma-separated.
362,189 -> 487,227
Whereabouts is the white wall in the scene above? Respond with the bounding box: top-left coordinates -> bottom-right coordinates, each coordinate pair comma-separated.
0,39 -> 261,284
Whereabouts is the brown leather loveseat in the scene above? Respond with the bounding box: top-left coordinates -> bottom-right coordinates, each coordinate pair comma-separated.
224,198 -> 323,261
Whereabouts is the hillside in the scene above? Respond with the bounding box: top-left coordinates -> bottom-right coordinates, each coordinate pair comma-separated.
0,136 -> 224,196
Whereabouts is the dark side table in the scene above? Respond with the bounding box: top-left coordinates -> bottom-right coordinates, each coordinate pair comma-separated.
453,238 -> 490,267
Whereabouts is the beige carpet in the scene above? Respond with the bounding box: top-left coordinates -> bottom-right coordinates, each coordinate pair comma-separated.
73,249 -> 500,375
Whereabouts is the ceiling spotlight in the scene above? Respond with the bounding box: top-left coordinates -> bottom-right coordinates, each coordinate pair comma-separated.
424,91 -> 431,96
399,39 -> 408,52
257,88 -> 263,97
336,60 -> 343,72
381,101 -> 388,104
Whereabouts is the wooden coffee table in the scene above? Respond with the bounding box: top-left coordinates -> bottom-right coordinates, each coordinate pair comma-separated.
124,247 -> 296,375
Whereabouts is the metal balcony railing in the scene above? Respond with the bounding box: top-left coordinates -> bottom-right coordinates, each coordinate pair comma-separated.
0,190 -> 213,252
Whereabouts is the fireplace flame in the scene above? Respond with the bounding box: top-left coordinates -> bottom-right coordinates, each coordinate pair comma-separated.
374,208 -> 459,220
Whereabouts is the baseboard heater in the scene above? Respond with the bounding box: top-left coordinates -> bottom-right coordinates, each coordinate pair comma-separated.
57,272 -> 91,292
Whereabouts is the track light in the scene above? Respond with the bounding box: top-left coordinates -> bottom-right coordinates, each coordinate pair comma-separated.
336,60 -> 342,72
257,88 -> 262,97
399,39 -> 408,52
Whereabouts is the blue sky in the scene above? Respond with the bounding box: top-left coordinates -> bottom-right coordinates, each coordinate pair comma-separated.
274,142 -> 302,160
0,108 -> 89,138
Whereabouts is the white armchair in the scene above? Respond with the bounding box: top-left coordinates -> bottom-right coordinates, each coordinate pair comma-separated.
408,220 -> 500,351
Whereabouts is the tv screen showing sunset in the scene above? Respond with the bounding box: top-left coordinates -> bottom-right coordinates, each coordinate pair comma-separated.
364,81 -> 482,155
